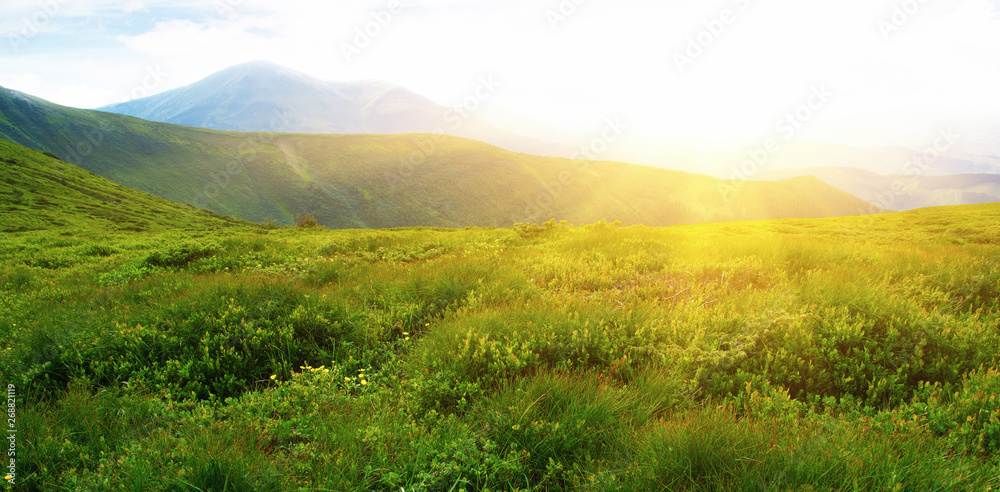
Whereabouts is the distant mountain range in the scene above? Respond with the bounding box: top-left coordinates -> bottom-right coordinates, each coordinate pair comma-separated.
758,167 -> 1000,211
95,61 -> 1000,182
616,139 -> 1000,178
97,61 -> 570,158
0,85 -> 880,228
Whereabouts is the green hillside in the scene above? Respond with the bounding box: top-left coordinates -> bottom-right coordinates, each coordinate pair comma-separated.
0,86 -> 880,228
0,138 -> 247,232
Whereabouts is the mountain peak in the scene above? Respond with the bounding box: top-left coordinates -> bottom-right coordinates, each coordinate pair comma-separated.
230,59 -> 287,70
94,62 -> 529,146
98,61 -> 364,133
95,62 -> 564,154
209,60 -> 312,81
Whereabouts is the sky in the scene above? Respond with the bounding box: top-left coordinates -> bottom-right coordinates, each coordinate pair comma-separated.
2,0 -> 1000,148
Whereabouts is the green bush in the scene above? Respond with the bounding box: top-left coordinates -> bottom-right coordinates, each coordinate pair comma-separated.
26,283 -> 367,400
295,213 -> 320,229
479,372 -> 636,489
512,219 -> 565,239
80,244 -> 118,257
627,405 -> 976,491
910,366 -> 1000,457
98,263 -> 159,286
24,254 -> 74,269
164,459 -> 283,492
1,266 -> 34,290
260,215 -> 283,230
142,241 -> 219,268
698,292 -> 998,409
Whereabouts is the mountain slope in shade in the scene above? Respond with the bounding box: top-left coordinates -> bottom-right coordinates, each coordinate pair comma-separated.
1,86 -> 882,228
758,167 -> 1000,211
97,61 -> 569,157
0,137 -> 245,232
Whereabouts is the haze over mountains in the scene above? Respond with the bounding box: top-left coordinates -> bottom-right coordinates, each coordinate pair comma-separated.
0,83 -> 880,228
758,167 -> 1000,211
98,61 -> 570,158
92,61 -> 1000,212
1,60 -> 995,224
648,139 -> 996,177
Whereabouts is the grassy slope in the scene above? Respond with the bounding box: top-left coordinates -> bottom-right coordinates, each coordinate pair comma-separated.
0,87 -> 880,228
1,195 -> 998,490
0,138 -> 248,232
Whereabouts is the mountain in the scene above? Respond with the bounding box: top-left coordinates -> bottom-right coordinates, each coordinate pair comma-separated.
758,167 -> 1000,211
0,86 -> 882,228
0,137 -> 245,232
97,61 -> 569,157
94,62 -> 1000,179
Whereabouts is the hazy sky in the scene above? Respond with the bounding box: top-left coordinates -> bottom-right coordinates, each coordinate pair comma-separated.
3,0 -> 1000,147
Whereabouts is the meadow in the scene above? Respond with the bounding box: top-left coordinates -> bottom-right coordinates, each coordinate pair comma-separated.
2,201 -> 999,491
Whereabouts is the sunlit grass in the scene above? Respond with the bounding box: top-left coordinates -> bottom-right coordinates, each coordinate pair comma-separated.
3,204 -> 1000,490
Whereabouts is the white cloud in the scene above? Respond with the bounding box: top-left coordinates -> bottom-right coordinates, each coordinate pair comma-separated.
123,1 -> 148,14
51,84 -> 118,108
0,72 -> 44,92
2,0 -> 1000,145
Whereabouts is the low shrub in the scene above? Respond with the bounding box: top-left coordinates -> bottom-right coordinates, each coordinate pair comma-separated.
142,241 -> 219,268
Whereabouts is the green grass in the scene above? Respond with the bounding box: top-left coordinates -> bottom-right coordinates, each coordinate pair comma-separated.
2,200 -> 998,490
0,138 -> 247,232
2,139 -> 1000,490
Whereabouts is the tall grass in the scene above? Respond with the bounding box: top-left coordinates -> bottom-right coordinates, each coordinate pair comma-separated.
3,208 -> 1000,490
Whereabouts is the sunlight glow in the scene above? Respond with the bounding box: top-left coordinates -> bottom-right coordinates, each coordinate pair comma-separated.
1,0 -> 999,147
